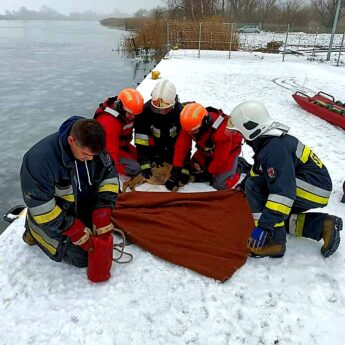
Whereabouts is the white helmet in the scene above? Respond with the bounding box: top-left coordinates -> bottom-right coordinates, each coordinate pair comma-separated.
227,100 -> 289,141
151,80 -> 177,114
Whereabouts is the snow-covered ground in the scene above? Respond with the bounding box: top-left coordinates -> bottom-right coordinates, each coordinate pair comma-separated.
238,31 -> 345,53
1,50 -> 345,345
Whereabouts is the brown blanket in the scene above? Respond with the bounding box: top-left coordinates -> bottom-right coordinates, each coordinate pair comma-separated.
112,190 -> 253,282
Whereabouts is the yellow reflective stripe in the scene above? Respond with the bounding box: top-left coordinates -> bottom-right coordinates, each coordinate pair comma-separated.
181,168 -> 190,175
99,184 -> 119,193
265,200 -> 291,215
29,226 -> 57,255
310,151 -> 323,168
274,221 -> 285,227
296,187 -> 329,205
141,163 -> 151,170
254,220 -> 259,226
169,127 -> 177,137
59,194 -> 75,202
135,138 -> 149,146
296,214 -> 305,237
300,146 -> 311,163
250,168 -> 258,177
33,205 -> 62,224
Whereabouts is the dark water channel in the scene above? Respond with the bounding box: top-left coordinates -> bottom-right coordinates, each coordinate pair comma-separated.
0,20 -> 155,233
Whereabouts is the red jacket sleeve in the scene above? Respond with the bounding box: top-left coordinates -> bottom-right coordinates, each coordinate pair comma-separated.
95,113 -> 125,175
172,129 -> 192,167
208,124 -> 242,175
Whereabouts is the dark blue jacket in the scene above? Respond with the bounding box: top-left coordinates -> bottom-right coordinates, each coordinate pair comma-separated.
250,134 -> 332,230
20,116 -> 119,257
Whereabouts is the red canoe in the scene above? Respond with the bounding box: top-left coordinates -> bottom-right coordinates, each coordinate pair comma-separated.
292,91 -> 345,130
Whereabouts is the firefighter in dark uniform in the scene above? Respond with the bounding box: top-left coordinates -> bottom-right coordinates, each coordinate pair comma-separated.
134,80 -> 189,180
228,100 -> 343,258
165,102 -> 243,191
94,88 -> 144,177
20,117 -> 119,267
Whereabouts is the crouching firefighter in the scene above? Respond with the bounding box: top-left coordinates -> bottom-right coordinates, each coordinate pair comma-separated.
94,88 -> 144,177
134,80 -> 186,179
20,117 -> 119,281
165,103 -> 243,191
228,100 -> 343,258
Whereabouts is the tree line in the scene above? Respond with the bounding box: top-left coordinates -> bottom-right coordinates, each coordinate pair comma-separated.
135,0 -> 345,29
1,6 -> 129,21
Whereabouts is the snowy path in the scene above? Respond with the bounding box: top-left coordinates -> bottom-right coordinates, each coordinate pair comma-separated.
1,50 -> 345,345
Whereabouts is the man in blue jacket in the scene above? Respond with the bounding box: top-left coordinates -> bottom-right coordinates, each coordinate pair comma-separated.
20,116 -> 119,267
228,100 -> 342,258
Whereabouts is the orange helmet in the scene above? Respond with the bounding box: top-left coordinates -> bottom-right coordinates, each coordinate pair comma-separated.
180,103 -> 208,132
117,88 -> 144,115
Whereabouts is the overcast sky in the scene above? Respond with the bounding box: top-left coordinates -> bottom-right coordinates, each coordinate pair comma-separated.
0,0 -> 165,15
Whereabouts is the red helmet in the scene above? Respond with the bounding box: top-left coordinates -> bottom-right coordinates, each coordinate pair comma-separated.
180,103 -> 208,132
118,88 -> 144,115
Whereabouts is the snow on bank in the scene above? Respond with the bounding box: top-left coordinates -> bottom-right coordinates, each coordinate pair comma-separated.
1,50 -> 345,345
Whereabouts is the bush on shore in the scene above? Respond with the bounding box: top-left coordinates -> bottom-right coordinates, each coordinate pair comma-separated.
113,17 -> 239,61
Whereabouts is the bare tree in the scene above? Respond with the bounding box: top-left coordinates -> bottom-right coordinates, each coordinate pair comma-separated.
311,0 -> 345,28
166,0 -> 220,19
257,0 -> 278,22
278,0 -> 305,25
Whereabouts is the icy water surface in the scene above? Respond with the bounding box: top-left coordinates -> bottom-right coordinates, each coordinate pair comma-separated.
0,20 -> 154,233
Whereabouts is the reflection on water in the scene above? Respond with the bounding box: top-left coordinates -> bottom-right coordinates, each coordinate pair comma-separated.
0,20 -> 155,233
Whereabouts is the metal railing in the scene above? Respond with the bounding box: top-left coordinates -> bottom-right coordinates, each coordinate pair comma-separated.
164,21 -> 345,65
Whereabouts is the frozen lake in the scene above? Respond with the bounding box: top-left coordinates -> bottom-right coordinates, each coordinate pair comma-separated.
0,20 -> 154,232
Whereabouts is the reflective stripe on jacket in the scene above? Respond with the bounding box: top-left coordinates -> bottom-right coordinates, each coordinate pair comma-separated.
251,134 -> 332,230
134,100 -> 183,164
20,116 -> 119,256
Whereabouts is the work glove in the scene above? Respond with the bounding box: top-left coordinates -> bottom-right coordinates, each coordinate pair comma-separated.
248,226 -> 268,249
165,166 -> 182,191
92,207 -> 114,239
191,160 -> 212,182
63,219 -> 92,251
140,162 -> 152,179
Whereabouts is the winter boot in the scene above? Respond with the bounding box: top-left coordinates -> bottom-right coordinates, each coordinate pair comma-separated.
250,230 -> 286,258
250,243 -> 286,258
22,228 -> 36,246
321,216 -> 342,258
250,228 -> 286,258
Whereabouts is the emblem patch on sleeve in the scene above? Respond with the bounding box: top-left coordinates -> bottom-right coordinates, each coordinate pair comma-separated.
267,166 -> 276,179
